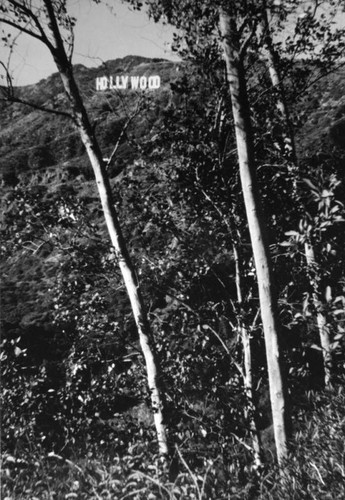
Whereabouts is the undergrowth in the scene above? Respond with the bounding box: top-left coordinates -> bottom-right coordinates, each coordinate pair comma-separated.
2,385 -> 345,499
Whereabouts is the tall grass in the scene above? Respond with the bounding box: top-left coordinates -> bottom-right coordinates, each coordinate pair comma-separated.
2,385 -> 345,499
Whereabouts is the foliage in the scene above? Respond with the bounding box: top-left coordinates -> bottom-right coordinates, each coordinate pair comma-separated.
259,386 -> 345,500
2,384 -> 345,499
1,0 -> 345,493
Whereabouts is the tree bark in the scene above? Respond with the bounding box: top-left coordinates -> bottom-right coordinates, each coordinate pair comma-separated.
257,3 -> 297,164
257,3 -> 333,388
219,8 -> 289,465
304,243 -> 332,388
233,243 -> 263,469
43,0 -> 169,456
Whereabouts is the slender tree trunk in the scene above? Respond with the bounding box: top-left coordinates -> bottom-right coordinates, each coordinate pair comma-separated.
304,243 -> 332,387
198,182 -> 263,465
233,243 -> 263,469
257,4 -> 297,164
257,2 -> 332,388
43,0 -> 168,456
198,183 -> 263,465
219,8 -> 289,464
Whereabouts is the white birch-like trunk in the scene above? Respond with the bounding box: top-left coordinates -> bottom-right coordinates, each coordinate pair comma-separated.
258,6 -> 332,389
43,0 -> 168,456
219,9 -> 289,465
233,244 -> 263,469
257,5 -> 296,164
258,5 -> 332,387
304,243 -> 332,387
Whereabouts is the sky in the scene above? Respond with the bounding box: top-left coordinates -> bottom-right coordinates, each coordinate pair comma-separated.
1,0 -> 179,86
1,1 -> 344,86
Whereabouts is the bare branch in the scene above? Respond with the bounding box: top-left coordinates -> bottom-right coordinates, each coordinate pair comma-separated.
105,98 -> 143,171
238,13 -> 250,38
42,0 -> 69,62
0,16 -> 46,43
67,26 -> 74,63
1,94 -> 75,120
0,58 -> 73,120
293,60 -> 345,100
239,19 -> 257,60
0,60 -> 13,90
0,63 -> 73,120
5,0 -> 55,50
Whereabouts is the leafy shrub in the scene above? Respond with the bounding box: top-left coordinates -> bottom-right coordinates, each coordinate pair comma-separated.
3,384 -> 345,499
260,385 -> 345,499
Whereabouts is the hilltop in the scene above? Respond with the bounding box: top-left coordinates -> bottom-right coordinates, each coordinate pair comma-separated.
1,56 -> 345,190
0,55 -> 182,185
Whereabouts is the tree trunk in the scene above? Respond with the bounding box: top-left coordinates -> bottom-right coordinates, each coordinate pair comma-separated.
219,8 -> 289,465
304,243 -> 332,387
257,4 -> 297,164
257,5 -> 333,389
233,243 -> 263,469
43,0 -> 169,456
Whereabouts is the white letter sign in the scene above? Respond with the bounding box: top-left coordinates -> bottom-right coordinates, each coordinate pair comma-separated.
96,74 -> 161,91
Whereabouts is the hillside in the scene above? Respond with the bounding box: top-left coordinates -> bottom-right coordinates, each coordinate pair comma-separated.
1,57 -> 344,189
1,54 -> 345,499
0,56 -> 181,184
295,65 -> 345,157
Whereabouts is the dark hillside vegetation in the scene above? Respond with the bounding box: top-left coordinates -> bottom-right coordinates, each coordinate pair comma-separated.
1,48 -> 345,498
0,56 -> 179,182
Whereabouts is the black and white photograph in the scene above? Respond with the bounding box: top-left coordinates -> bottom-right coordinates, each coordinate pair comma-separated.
1,1 -> 345,498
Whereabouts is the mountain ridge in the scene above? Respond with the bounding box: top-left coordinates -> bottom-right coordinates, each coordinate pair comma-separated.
0,55 -> 182,185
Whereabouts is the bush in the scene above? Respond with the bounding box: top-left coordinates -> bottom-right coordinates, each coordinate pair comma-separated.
2,384 -> 345,499
260,385 -> 345,499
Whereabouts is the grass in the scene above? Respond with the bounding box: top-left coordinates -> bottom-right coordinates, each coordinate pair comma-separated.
2,384 -> 345,499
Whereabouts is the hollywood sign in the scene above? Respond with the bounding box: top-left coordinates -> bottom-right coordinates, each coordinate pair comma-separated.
96,75 -> 161,91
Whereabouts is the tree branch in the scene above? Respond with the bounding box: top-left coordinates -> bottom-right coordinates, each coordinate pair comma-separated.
0,16 -> 45,43
239,20 -> 257,60
1,94 -> 75,121
105,99 -> 143,171
0,60 -> 74,120
42,0 -> 69,63
5,0 -> 55,51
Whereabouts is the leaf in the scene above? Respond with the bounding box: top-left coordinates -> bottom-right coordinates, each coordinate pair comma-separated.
319,221 -> 331,228
48,452 -> 63,459
14,346 -> 22,357
325,287 -> 332,303
333,309 -> 345,316
303,178 -> 318,192
321,189 -> 334,198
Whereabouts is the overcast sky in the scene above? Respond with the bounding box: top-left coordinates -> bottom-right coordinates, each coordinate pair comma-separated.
1,1 -> 344,86
1,0 -> 179,86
